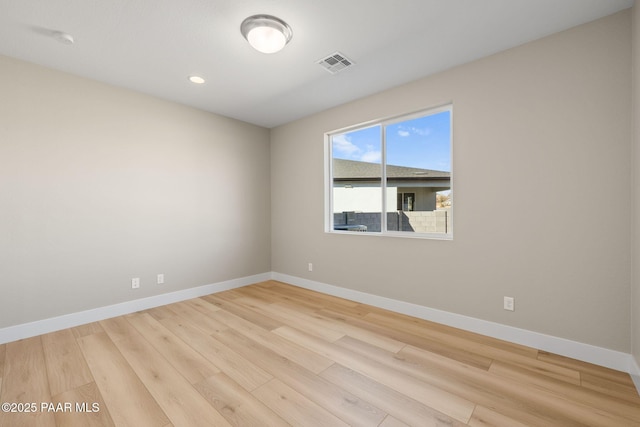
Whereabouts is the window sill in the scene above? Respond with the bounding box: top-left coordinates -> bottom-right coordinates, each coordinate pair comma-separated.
327,230 -> 453,240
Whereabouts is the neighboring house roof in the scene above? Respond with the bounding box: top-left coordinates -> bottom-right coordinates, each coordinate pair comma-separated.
333,159 -> 450,181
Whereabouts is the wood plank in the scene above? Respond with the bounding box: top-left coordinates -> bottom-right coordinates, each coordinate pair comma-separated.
77,332 -> 170,427
104,319 -> 233,427
202,294 -> 284,330
362,310 -> 544,372
141,305 -> 178,321
320,363 -> 467,427
180,297 -> 222,316
257,282 -> 379,321
399,344 -> 640,426
165,301 -> 228,335
488,356 -> 581,386
538,350 -> 635,385
244,299 -> 345,342
319,308 -> 494,370
71,322 -> 104,339
311,298 -> 377,319
339,336 -> 564,426
213,289 -> 246,300
237,283 -> 328,311
351,318 -> 577,385
273,325 -> 475,424
125,313 -> 220,384
252,378 -> 350,427
209,309 -> 334,374
366,307 -> 537,356
253,280 -> 278,288
271,301 -> 406,353
41,328 -> 94,396
159,315 -> 272,391
364,311 -> 539,362
580,372 -> 640,404
0,337 -> 56,427
50,381 -> 115,427
194,372 -> 289,427
468,405 -> 530,427
378,415 -> 412,427
232,286 -> 287,305
214,327 -> 387,427
489,360 -> 640,422
98,316 -> 139,343
268,281 -> 361,309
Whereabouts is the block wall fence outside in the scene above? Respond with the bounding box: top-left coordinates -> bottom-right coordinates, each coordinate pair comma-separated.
333,210 -> 449,233
401,210 -> 449,233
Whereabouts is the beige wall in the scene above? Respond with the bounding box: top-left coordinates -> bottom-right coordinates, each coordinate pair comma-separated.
633,2 -> 640,367
271,11 -> 632,351
0,55 -> 271,329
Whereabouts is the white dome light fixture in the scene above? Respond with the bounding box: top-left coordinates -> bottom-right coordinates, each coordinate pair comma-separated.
240,14 -> 292,54
188,75 -> 205,84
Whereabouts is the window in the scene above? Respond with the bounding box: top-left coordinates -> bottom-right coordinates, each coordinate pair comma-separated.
326,104 -> 452,238
397,193 -> 415,212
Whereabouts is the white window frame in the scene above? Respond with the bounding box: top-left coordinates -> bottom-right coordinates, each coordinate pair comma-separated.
324,104 -> 453,240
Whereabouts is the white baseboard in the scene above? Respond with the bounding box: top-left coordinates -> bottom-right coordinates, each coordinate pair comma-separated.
2,270 -> 639,395
271,272 -> 637,378
0,272 -> 271,345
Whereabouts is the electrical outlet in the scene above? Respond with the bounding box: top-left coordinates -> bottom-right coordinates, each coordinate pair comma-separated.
504,296 -> 515,311
308,263 -> 313,272
131,278 -> 140,289
157,273 -> 164,284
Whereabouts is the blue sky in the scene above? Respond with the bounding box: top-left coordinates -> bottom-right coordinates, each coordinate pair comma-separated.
332,110 -> 451,172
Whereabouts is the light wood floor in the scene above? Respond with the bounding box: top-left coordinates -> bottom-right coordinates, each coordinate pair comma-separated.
1,281 -> 639,427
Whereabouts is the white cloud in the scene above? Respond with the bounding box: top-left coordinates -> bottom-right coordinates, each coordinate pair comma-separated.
332,134 -> 361,156
396,125 -> 430,138
361,150 -> 381,163
411,127 -> 431,137
333,134 -> 380,163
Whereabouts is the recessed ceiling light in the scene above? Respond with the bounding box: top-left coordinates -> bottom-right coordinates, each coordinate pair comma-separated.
189,76 -> 205,84
240,15 -> 292,54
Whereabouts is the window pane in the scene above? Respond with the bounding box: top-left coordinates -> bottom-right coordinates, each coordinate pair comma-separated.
385,110 -> 451,234
331,126 -> 381,232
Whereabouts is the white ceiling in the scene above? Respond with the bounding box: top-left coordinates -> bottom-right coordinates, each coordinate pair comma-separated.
0,0 -> 634,128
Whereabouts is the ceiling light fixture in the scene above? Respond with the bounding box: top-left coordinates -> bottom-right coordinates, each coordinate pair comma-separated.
189,75 -> 205,84
240,14 -> 292,54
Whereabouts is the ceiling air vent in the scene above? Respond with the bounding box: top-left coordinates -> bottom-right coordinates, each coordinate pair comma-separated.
317,52 -> 354,74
